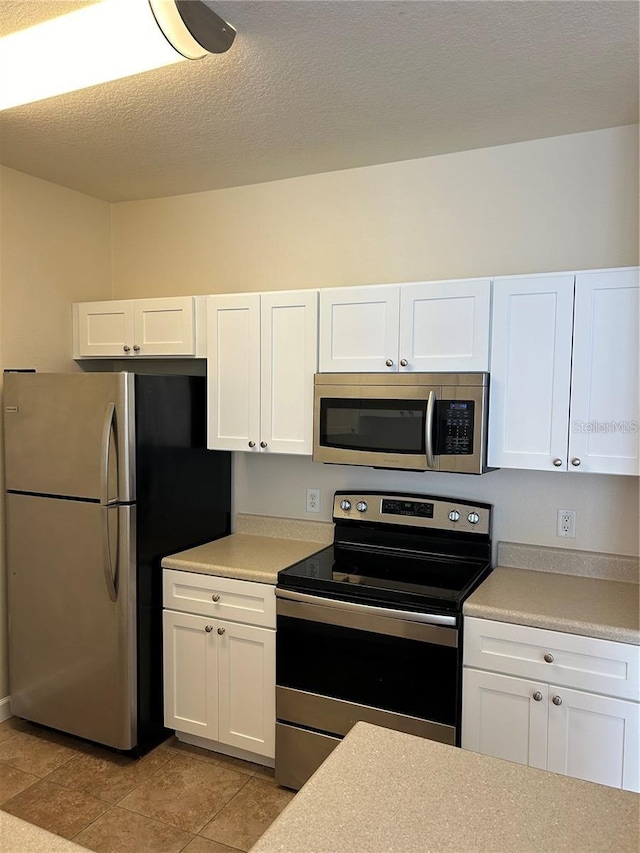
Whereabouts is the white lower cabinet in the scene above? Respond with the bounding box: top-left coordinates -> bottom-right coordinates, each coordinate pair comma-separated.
163,571 -> 275,761
462,618 -> 640,792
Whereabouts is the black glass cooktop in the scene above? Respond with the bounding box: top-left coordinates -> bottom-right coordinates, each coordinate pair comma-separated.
277,544 -> 492,614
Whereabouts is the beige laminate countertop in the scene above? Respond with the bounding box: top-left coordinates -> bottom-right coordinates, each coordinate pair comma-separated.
250,722 -> 639,853
161,534 -> 324,584
0,812 -> 86,852
464,566 -> 640,644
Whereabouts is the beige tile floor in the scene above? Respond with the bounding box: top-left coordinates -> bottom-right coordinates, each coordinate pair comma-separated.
0,717 -> 294,852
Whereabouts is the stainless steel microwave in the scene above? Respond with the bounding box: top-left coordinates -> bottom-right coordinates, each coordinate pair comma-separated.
313,373 -> 492,474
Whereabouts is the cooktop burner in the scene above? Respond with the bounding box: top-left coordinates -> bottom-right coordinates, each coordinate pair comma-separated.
277,491 -> 493,614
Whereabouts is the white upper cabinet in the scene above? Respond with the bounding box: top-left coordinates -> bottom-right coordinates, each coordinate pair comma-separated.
398,279 -> 492,372
488,275 -> 575,471
207,294 -> 261,453
319,285 -> 400,372
319,279 -> 491,373
489,268 -> 639,475
207,290 -> 318,455
73,296 -> 200,358
569,270 -> 639,475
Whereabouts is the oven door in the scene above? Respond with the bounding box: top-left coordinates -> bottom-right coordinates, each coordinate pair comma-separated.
313,382 -> 439,470
275,590 -> 460,787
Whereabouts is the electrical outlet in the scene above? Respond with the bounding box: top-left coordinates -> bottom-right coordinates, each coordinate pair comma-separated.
306,488 -> 321,513
557,509 -> 576,538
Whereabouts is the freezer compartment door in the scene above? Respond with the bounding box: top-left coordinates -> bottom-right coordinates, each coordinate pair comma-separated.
7,493 -> 137,750
3,372 -> 133,502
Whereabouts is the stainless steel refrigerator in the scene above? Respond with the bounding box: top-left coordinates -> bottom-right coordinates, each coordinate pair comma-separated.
3,371 -> 231,753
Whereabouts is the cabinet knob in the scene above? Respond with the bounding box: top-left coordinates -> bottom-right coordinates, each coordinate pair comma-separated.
552,458 -> 563,467
552,695 -> 563,706
217,627 -> 225,636
543,653 -> 554,663
571,457 -> 581,467
248,441 -> 256,448
133,344 -> 141,352
400,358 -> 408,367
123,346 -> 131,353
260,441 -> 268,448
205,625 -> 213,633
385,359 -> 394,367
532,691 -> 543,702
211,594 -> 220,602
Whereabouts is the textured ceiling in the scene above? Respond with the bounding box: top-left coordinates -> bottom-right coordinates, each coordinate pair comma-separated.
0,0 -> 638,202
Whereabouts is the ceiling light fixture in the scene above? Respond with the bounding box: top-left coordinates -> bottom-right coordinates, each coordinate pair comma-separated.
0,0 -> 236,112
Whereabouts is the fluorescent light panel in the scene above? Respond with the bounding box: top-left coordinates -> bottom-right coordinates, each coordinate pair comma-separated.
0,0 -> 197,111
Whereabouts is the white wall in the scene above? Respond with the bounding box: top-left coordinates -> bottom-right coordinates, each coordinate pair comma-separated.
111,125 -> 638,297
234,455 -> 639,557
111,125 -> 640,558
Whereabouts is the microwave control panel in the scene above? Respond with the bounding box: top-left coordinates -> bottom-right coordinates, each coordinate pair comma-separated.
435,400 -> 474,455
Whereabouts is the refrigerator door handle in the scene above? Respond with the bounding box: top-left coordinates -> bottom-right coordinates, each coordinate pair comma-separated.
100,402 -> 117,506
102,505 -> 118,602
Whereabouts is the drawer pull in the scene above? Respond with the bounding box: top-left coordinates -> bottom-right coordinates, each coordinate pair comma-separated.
552,695 -> 562,706
217,627 -> 225,636
532,691 -> 543,702
543,653 -> 554,663
212,594 -> 221,602
205,625 -> 213,633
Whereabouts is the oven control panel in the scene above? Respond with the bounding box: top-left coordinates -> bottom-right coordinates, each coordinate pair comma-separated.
333,492 -> 491,535
382,498 -> 434,518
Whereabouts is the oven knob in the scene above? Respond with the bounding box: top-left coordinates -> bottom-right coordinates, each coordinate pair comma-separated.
467,512 -> 480,524
340,499 -> 351,511
448,510 -> 460,522
356,501 -> 368,513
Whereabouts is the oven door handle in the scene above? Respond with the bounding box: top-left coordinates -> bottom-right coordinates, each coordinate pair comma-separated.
275,588 -> 457,627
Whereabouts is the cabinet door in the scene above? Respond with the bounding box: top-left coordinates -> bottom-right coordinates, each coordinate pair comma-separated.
217,621 -> 276,759
462,669 -> 548,769
569,269 -> 639,475
75,301 -> 135,358
207,294 -> 261,451
399,279 -> 491,372
133,297 -> 195,356
547,686 -> 639,792
318,285 -> 400,372
260,291 -> 318,455
488,275 -> 575,470
163,610 -> 218,738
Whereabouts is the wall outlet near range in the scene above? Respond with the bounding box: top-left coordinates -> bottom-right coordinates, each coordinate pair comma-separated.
557,509 -> 576,538
306,488 -> 321,513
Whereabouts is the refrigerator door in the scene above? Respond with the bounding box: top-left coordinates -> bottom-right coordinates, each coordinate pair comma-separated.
3,372 -> 133,502
7,493 -> 137,749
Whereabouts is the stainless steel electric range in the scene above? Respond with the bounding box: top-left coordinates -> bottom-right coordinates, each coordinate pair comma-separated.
275,490 -> 493,790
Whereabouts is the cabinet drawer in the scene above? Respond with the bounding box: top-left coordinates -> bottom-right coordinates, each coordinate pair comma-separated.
163,569 -> 275,628
464,617 -> 639,701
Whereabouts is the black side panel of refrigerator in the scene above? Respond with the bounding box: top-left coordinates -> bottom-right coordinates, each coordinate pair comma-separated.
133,374 -> 231,752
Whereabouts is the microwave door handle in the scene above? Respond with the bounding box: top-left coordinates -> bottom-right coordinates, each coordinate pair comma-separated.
425,390 -> 436,469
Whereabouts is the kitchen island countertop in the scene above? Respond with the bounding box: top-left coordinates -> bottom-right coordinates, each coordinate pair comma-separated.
161,533 -> 324,584
250,722 -> 640,853
464,566 -> 639,644
0,812 -> 87,852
